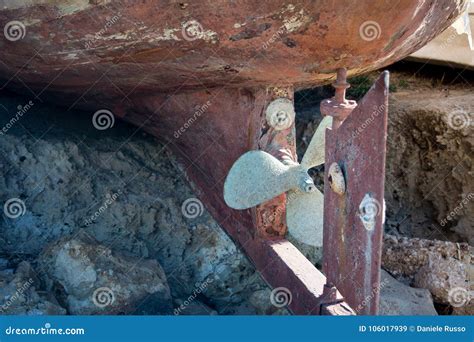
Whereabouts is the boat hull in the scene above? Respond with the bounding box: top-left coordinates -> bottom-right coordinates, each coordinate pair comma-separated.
0,0 -> 467,101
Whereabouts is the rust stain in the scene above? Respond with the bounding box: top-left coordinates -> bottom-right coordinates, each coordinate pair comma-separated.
0,0 -> 465,96
323,71 -> 389,315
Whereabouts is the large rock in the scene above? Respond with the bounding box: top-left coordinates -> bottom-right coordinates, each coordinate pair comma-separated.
39,230 -> 172,314
413,253 -> 469,306
382,234 -> 472,314
382,234 -> 471,279
379,269 -> 437,315
0,261 -> 66,315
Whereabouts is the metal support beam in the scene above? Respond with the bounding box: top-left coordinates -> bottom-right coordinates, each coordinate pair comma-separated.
322,71 -> 389,315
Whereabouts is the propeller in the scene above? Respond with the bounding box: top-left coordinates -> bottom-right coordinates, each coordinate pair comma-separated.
223,115 -> 333,247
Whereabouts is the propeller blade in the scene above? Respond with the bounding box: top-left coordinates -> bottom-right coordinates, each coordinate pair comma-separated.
224,150 -> 298,210
286,188 -> 324,247
300,116 -> 333,169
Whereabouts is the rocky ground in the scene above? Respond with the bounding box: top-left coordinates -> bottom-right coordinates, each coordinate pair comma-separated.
0,93 -> 282,315
0,61 -> 472,315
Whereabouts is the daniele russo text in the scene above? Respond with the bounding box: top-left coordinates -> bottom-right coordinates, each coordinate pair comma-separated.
416,325 -> 466,332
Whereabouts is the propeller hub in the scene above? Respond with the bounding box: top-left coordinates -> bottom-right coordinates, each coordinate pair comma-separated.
300,177 -> 316,193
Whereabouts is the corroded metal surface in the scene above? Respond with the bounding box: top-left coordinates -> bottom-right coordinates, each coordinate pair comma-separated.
0,0 -> 467,316
323,71 -> 389,315
122,85 -> 353,314
0,0 -> 467,108
320,68 -> 357,128
255,86 -> 296,238
222,109 -> 333,248
256,239 -> 354,315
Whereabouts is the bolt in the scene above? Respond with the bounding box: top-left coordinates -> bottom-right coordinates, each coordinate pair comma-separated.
300,177 -> 316,193
320,68 -> 357,128
328,162 -> 345,195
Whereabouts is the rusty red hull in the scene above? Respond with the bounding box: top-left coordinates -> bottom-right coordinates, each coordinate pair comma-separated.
0,0 -> 467,102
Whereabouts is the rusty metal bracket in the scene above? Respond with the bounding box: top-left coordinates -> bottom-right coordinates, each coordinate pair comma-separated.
141,85 -> 355,315
322,69 -> 389,315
